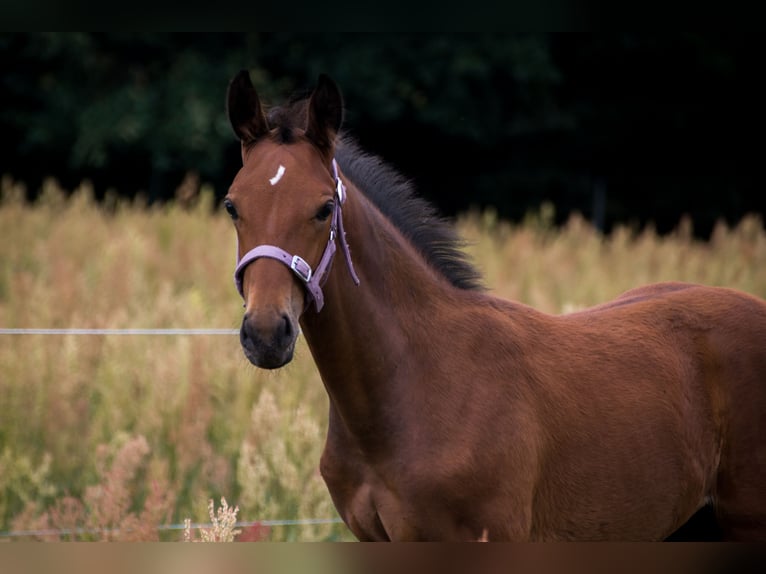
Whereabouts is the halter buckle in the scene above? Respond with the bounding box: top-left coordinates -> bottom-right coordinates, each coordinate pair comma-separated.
290,255 -> 313,283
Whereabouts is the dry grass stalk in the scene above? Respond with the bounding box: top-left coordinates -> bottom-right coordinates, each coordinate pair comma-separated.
183,497 -> 241,542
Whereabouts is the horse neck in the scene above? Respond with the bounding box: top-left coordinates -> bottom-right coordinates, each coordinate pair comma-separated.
299,182 -> 456,445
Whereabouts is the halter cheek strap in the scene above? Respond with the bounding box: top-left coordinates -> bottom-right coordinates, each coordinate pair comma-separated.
233,159 -> 360,312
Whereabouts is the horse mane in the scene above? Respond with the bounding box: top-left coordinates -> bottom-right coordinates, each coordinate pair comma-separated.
264,99 -> 484,291
335,137 -> 484,291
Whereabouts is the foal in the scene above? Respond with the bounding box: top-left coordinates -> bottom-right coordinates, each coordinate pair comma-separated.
223,70 -> 766,540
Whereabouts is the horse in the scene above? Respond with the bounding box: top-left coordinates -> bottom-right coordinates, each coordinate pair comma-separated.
222,70 -> 766,541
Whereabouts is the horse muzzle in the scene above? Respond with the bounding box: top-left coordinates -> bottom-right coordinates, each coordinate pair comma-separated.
240,309 -> 298,369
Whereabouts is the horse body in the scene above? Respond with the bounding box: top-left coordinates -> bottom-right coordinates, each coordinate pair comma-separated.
223,71 -> 766,540
304,184 -> 766,541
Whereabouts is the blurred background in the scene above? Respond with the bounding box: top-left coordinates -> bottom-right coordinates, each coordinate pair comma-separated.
2,33 -> 765,542
1,33 -> 761,237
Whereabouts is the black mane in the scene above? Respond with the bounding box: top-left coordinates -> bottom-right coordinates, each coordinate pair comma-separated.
265,99 -> 484,291
335,137 -> 484,291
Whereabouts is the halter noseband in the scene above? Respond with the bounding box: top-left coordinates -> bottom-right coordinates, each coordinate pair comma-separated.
233,159 -> 360,312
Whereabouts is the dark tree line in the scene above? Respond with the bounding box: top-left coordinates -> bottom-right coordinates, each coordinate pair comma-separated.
1,33 -> 760,237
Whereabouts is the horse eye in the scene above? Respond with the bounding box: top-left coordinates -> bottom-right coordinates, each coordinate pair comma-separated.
315,200 -> 335,222
223,199 -> 238,220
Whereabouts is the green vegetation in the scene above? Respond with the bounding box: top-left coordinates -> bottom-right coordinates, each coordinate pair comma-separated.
1,176 -> 764,540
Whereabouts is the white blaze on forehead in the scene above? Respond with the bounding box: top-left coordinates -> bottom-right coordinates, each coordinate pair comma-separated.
269,164 -> 286,186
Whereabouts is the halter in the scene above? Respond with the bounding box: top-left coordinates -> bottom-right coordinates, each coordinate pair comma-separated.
233,159 -> 360,312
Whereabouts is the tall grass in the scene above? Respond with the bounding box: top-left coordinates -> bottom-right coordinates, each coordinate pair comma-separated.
1,176 -> 765,541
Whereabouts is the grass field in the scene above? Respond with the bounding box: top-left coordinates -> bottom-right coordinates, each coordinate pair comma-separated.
1,176 -> 765,541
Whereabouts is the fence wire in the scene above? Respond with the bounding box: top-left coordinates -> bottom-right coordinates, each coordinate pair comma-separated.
0,518 -> 344,539
0,328 -> 239,335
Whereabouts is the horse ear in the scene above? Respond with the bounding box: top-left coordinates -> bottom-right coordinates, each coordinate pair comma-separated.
305,74 -> 343,152
226,70 -> 269,146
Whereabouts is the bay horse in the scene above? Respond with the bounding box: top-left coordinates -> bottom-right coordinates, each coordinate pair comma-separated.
223,70 -> 766,541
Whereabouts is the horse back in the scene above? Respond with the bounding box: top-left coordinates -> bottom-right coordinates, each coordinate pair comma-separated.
569,282 -> 766,453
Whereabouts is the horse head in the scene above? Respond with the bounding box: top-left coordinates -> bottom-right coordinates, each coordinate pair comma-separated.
225,70 -> 347,368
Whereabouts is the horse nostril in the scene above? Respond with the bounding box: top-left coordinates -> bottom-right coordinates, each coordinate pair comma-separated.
240,315 -> 255,350
280,314 -> 293,342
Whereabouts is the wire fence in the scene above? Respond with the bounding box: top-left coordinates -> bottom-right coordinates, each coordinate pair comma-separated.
0,518 -> 344,540
0,326 -> 342,540
0,328 -> 239,335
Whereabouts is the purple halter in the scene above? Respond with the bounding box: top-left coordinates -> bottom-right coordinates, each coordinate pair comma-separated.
234,159 -> 360,312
